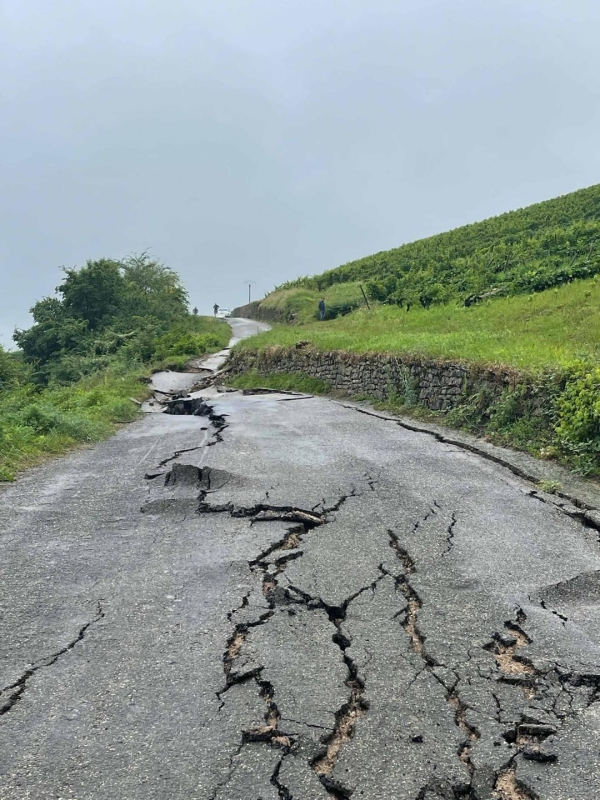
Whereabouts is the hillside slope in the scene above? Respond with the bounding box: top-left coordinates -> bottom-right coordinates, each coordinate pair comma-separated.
234,277 -> 600,370
242,183 -> 600,320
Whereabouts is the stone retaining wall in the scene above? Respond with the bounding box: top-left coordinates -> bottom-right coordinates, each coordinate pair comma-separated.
227,346 -> 531,411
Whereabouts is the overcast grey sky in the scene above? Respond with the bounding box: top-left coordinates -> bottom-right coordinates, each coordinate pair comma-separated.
2,0 -> 600,345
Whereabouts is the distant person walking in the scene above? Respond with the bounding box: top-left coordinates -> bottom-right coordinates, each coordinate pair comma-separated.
213,303 -> 219,317
318,298 -> 326,321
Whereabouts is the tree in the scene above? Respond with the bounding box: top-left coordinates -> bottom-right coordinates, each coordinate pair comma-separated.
120,253 -> 188,324
59,259 -> 124,329
13,297 -> 89,364
0,345 -> 17,390
13,253 -> 192,375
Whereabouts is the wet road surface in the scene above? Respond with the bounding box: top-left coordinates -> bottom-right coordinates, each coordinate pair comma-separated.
1,320 -> 599,800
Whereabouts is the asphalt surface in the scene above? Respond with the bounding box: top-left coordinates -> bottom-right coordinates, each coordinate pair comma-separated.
1,319 -> 599,800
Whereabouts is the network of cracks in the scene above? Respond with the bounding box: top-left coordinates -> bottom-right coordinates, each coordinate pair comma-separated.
145,399 -> 600,800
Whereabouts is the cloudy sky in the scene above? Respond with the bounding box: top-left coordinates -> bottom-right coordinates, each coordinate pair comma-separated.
1,0 -> 599,345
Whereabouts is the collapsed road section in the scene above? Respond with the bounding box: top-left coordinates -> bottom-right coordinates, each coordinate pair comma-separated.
1,327 -> 599,799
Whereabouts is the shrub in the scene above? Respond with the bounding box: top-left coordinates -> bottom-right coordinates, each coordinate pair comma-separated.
153,331 -> 221,361
322,301 -> 361,320
20,403 -> 104,441
555,365 -> 600,473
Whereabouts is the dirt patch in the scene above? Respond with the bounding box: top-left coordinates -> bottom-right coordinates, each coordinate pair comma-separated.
313,681 -> 366,776
403,597 -> 424,655
225,630 -> 247,671
487,619 -> 537,678
494,768 -> 538,800
448,693 -> 479,775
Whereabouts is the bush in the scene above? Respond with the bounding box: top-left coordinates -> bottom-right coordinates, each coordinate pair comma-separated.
555,365 -> 600,473
153,331 -> 221,361
0,347 -> 18,390
20,403 -> 104,441
322,301 -> 361,320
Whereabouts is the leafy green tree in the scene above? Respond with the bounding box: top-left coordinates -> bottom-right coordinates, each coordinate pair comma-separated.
13,298 -> 89,364
59,259 -> 124,329
120,253 -> 188,325
14,254 -> 192,375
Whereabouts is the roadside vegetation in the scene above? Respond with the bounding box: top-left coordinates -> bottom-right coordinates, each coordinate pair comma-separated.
233,184 -> 600,476
0,255 -> 229,481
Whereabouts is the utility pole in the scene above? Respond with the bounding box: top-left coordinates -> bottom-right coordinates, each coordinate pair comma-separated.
244,280 -> 256,304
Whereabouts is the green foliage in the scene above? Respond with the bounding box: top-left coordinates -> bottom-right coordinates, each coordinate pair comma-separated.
255,282 -> 366,324
20,402 -> 102,439
14,300 -> 89,365
384,362 -> 417,406
0,346 -> 22,390
555,364 -> 600,473
13,253 -> 191,379
59,258 -> 124,329
322,301 -> 360,320
538,479 -> 562,494
152,331 -> 222,361
120,252 -> 189,324
0,366 -> 145,481
276,183 -> 600,308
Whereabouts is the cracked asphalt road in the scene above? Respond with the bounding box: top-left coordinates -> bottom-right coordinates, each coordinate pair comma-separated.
1,323 -> 600,799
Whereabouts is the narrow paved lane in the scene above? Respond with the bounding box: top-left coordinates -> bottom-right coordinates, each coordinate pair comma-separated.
1,323 -> 599,799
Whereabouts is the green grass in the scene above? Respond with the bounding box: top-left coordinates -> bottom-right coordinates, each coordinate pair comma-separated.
227,370 -> 330,394
0,364 -> 148,481
236,277 -> 600,370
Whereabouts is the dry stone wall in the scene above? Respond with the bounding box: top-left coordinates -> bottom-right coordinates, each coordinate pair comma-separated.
227,346 -> 530,411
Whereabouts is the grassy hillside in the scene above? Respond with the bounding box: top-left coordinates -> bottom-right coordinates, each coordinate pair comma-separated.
273,183 -> 600,311
257,281 -> 365,323
235,277 -> 600,370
